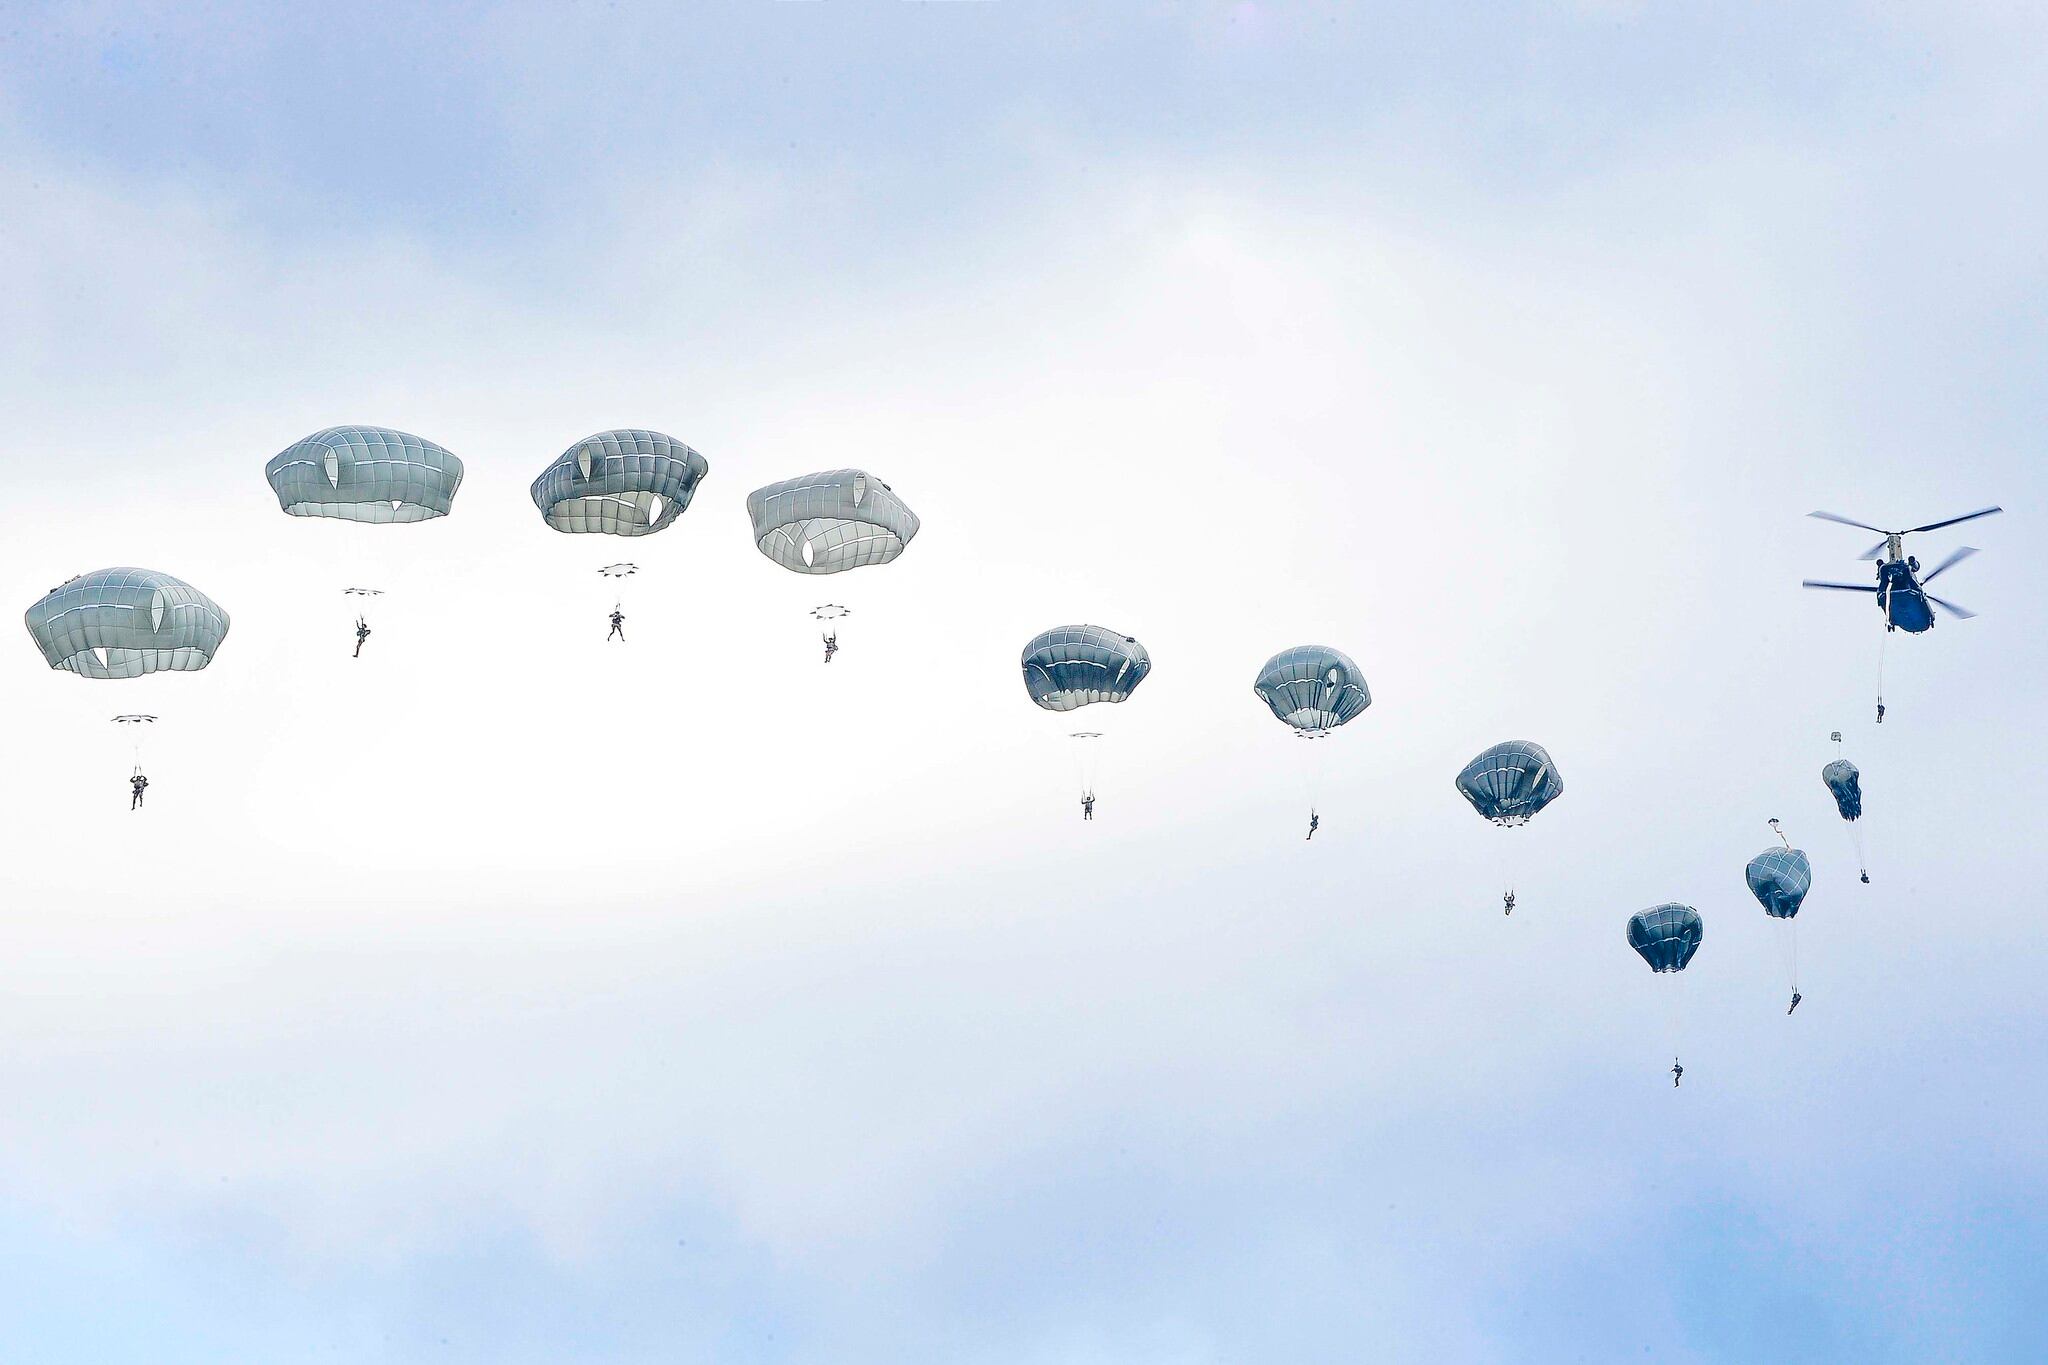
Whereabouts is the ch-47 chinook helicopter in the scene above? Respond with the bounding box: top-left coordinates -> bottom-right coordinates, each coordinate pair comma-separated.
1802,504 -> 2001,721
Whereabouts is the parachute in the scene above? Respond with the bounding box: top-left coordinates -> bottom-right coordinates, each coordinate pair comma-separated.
1022,627 -> 1150,816
1747,841 -> 1813,1010
265,426 -> 464,522
1745,846 -> 1812,920
24,568 -> 231,679
1629,903 -> 1703,1084
745,469 -> 919,574
1021,625 -> 1152,712
1823,747 -> 1871,884
1822,759 -> 1863,822
532,429 -> 709,535
1628,904 -> 1704,973
1252,646 -> 1370,734
1252,646 -> 1369,839
1455,741 -> 1563,914
1455,741 -> 1563,826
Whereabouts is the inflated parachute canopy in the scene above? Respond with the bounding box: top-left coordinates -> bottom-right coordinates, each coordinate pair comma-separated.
1455,740 -> 1564,826
1628,904 -> 1703,973
1822,759 -> 1863,822
266,425 -> 464,522
1252,645 -> 1370,733
1022,625 -> 1152,713
746,469 -> 919,574
532,429 -> 709,535
24,567 -> 230,679
1746,847 -> 1812,920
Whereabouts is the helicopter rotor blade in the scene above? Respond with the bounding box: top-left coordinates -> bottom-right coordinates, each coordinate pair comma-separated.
1928,593 -> 1979,620
1921,545 -> 1979,583
1857,538 -> 1889,561
1802,580 -> 1880,593
1903,505 -> 2002,535
1808,510 -> 1891,535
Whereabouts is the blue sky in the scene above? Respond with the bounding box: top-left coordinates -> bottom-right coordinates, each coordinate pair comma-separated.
2,3 -> 2045,1361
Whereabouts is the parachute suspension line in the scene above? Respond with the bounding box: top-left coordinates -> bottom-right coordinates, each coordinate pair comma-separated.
1659,976 -> 1687,1083
1485,823 -> 1516,914
1295,732 -> 1330,826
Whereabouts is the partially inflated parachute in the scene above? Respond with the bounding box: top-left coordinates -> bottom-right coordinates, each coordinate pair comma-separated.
265,426 -> 464,522
532,430 -> 709,535
1823,752 -> 1870,884
1745,847 -> 1812,920
24,568 -> 231,679
1822,760 -> 1862,822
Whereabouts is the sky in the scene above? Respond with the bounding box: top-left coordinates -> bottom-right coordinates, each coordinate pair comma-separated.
1,2 -> 2045,1360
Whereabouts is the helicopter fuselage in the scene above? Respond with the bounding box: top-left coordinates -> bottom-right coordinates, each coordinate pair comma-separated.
1875,558 -> 1935,633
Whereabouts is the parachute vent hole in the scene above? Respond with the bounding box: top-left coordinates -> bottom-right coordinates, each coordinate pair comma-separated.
645,494 -> 667,525
801,539 -> 815,568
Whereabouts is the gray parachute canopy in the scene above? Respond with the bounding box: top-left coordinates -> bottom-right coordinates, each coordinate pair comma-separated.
745,469 -> 919,574
1455,741 -> 1564,826
1822,759 -> 1863,822
1252,645 -> 1370,733
531,430 -> 709,535
1745,847 -> 1813,919
1628,904 -> 1703,973
24,567 -> 231,679
1022,625 -> 1152,713
265,425 -> 464,522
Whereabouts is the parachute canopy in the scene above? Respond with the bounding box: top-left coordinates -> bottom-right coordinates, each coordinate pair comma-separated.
1022,625 -> 1152,713
1252,645 -> 1370,733
532,429 -> 709,536
1745,847 -> 1812,920
266,425 -> 464,522
1628,904 -> 1703,973
746,469 -> 919,575
1822,759 -> 1863,821
1455,741 -> 1564,826
25,567 -> 231,679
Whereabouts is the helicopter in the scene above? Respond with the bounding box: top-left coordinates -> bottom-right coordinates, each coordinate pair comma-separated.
1803,505 -> 2000,722
1802,505 -> 2000,633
